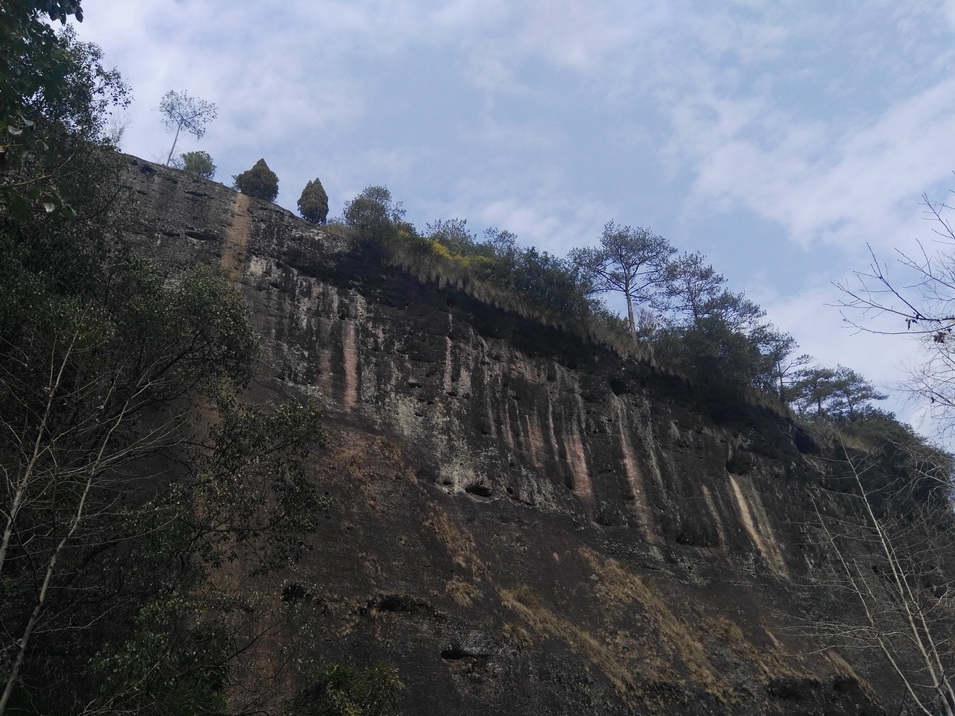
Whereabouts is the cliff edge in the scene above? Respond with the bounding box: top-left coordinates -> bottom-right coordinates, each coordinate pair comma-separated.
122,156 -> 898,714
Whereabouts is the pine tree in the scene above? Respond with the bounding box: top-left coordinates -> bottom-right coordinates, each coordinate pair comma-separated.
297,177 -> 329,223
233,158 -> 278,202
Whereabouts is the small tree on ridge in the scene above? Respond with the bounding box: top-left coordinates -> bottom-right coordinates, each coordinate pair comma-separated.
298,177 -> 329,223
234,158 -> 278,202
176,150 -> 216,179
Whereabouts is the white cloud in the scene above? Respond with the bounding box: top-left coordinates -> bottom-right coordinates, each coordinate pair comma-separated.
661,45 -> 955,255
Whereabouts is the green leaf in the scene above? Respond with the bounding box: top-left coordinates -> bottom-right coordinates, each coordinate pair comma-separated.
8,193 -> 28,221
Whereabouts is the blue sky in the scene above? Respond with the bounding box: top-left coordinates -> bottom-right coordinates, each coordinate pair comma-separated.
74,0 -> 955,435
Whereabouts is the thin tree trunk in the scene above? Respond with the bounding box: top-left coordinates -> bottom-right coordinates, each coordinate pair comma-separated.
164,123 -> 182,166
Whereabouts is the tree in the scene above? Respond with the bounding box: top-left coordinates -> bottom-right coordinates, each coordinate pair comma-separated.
298,176 -> 329,223
790,364 -> 887,419
811,446 -> 955,716
1,25 -> 129,219
0,264 -> 255,713
159,90 -> 217,167
510,247 -> 593,319
427,218 -> 477,254
287,663 -> 404,716
343,185 -> 405,242
0,1 -> 85,121
0,5 -> 325,711
234,158 -> 279,202
176,150 -> 216,179
837,192 -> 955,431
767,347 -> 811,404
0,222 -> 326,713
662,252 -> 730,326
570,222 -> 675,336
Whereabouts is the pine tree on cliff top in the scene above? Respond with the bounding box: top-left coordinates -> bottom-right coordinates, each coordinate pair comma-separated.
233,158 -> 278,202
298,176 -> 329,223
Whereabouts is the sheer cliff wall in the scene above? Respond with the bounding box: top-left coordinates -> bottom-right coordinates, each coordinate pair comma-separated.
121,157 -> 890,714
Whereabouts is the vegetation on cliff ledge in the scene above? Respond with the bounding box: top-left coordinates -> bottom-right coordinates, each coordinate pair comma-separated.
334,184 -> 897,435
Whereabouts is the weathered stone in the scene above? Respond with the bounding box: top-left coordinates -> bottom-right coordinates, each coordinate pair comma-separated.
119,156 -> 895,715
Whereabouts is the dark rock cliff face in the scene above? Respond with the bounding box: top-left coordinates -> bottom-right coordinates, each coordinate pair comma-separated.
122,157 -> 891,714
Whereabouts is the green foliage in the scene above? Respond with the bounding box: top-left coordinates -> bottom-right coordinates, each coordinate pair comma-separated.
508,247 -> 594,319
90,597 -> 231,715
394,218 -> 598,324
299,176 -> 330,223
287,663 -> 404,716
0,256 -> 269,711
1,24 -> 129,218
570,222 -> 674,335
234,157 -> 279,202
0,1 -> 85,122
187,397 -> 327,570
662,252 -> 730,326
0,6 -> 324,711
640,254 -> 794,395
790,364 -> 887,419
426,217 -> 478,254
343,185 -> 405,241
177,149 -> 216,179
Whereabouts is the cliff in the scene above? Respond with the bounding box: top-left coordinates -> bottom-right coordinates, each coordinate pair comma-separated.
122,157 -> 895,714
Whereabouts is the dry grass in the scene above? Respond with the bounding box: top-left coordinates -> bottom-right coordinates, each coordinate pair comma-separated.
385,239 -> 650,364
703,615 -> 745,645
502,621 -> 532,648
499,585 -> 639,700
424,504 -> 484,578
446,578 -> 478,607
579,547 -> 728,699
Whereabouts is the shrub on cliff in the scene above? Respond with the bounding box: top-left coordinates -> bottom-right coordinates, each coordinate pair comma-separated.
176,150 -> 216,179
286,662 -> 403,716
298,176 -> 329,224
344,185 -> 405,242
234,158 -> 279,202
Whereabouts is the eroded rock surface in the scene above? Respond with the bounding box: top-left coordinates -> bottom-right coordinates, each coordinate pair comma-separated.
121,157 -> 889,714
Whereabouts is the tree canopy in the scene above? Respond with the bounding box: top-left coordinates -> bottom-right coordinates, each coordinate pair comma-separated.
0,6 -> 325,712
175,149 -> 216,179
298,176 -> 329,223
343,185 -> 406,241
234,157 -> 279,202
571,222 -> 674,335
159,89 -> 217,166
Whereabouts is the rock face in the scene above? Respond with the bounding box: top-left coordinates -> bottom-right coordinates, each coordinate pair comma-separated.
123,157 -> 891,714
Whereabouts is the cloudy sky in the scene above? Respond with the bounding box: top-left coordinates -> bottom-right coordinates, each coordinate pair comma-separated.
73,0 -> 955,434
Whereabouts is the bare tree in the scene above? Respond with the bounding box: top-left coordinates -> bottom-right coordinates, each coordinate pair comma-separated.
159,90 -> 217,167
811,446 -> 955,716
837,191 -> 955,428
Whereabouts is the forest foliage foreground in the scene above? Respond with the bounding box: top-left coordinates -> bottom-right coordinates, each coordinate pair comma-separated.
0,3 -> 337,714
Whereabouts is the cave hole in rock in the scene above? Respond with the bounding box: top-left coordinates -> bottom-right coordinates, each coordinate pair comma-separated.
440,645 -> 469,660
608,377 -> 628,396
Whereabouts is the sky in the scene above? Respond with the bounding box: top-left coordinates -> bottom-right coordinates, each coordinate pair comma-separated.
73,0 -> 955,437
